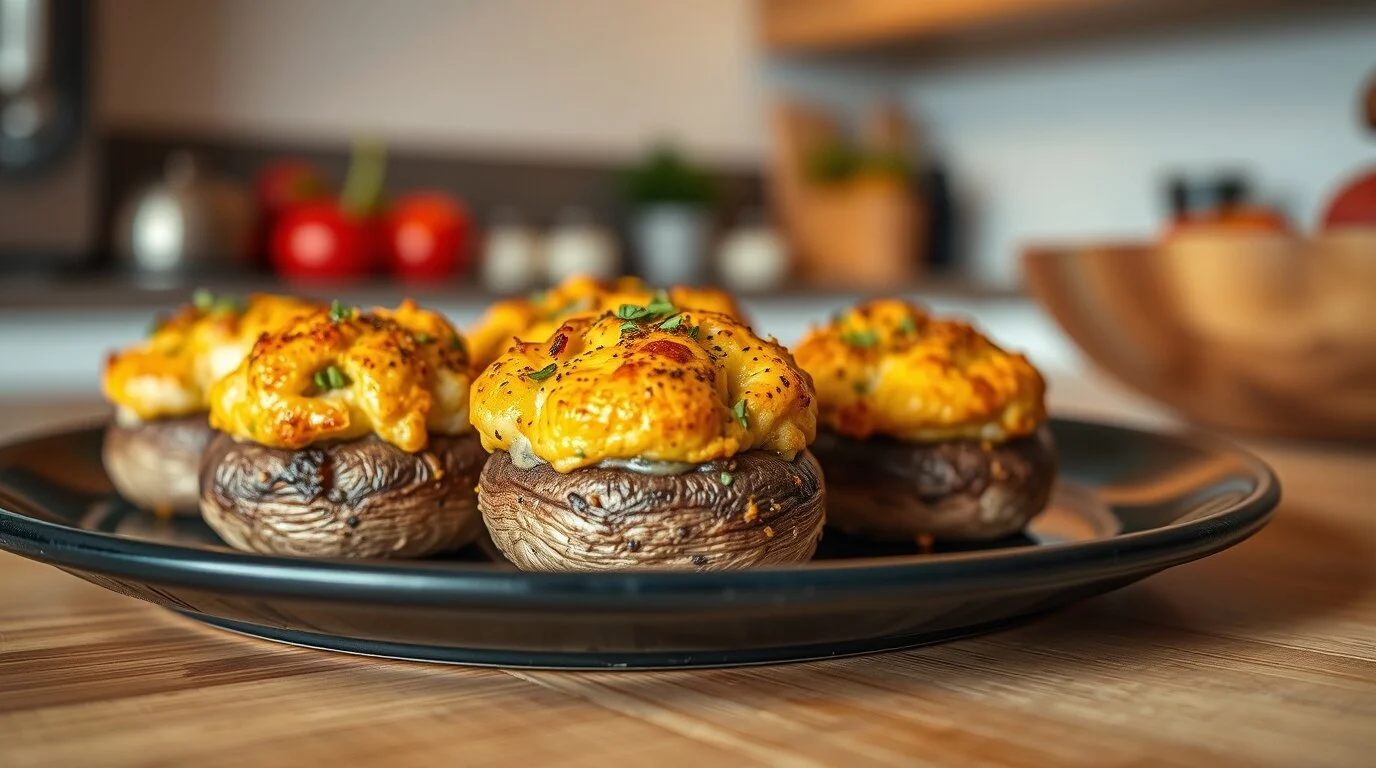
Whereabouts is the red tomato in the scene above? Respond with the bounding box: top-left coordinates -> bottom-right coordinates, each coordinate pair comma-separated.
270,202 -> 379,282
252,160 -> 330,267
383,192 -> 472,281
1322,167 -> 1376,229
257,160 -> 330,213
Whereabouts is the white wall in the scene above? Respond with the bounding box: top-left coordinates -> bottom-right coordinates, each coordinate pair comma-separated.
98,0 -> 905,165
901,11 -> 1376,286
98,0 -> 769,164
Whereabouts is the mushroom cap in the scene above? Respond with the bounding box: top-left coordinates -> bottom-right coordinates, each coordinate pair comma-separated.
812,424 -> 1057,542
479,449 -> 826,571
200,431 -> 485,558
102,414 -> 215,515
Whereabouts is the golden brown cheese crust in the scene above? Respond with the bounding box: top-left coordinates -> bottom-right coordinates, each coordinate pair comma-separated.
102,294 -> 322,421
209,300 -> 473,453
470,304 -> 817,473
793,299 -> 1047,444
467,275 -> 744,368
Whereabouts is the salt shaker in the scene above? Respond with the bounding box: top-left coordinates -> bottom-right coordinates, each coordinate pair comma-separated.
544,207 -> 620,283
480,207 -> 542,294
716,208 -> 789,292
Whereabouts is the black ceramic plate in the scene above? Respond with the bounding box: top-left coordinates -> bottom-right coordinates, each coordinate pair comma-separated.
0,418 -> 1278,669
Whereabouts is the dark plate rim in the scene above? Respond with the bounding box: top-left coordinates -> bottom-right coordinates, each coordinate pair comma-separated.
0,417 -> 1280,608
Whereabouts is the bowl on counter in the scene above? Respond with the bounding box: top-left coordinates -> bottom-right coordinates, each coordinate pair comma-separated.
1022,230 -> 1376,441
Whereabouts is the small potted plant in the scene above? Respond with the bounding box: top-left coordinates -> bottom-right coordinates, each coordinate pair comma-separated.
621,143 -> 719,285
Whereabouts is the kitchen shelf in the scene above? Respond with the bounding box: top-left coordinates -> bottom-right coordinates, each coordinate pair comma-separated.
759,0 -> 1355,55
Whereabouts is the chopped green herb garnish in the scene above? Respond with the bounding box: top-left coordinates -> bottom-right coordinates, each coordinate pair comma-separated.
314,365 -> 350,392
192,288 -> 215,311
209,295 -> 245,316
687,325 -> 700,339
897,316 -> 917,334
852,381 -> 870,395
575,449 -> 587,459
732,399 -> 749,429
645,291 -> 675,317
526,363 -> 558,381
659,313 -> 684,331
414,332 -> 433,344
616,304 -> 649,320
719,471 -> 734,487
841,329 -> 879,348
619,321 -> 640,335
449,336 -> 463,351
325,365 -> 349,390
329,300 -> 354,323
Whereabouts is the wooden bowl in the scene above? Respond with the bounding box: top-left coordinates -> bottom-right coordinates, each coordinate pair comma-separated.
1022,230 -> 1376,441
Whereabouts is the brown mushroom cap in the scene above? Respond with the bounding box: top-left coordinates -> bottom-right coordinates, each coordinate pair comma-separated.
102,414 -> 215,515
479,449 -> 826,571
811,424 -> 1056,542
199,432 -> 485,558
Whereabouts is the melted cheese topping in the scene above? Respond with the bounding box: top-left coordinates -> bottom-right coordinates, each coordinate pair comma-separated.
470,308 -> 816,473
793,299 -> 1047,444
102,294 -> 322,421
209,300 -> 473,452
467,275 -> 744,367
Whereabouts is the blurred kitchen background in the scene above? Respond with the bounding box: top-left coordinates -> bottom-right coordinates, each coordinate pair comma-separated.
1,0 -> 1374,439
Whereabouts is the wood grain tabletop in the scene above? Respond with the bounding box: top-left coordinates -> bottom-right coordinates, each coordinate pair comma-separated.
2,379 -> 1374,768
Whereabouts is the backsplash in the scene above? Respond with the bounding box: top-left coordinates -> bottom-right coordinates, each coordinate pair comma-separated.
898,9 -> 1376,286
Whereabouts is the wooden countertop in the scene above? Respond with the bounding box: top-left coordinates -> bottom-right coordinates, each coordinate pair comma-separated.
2,377 -> 1374,767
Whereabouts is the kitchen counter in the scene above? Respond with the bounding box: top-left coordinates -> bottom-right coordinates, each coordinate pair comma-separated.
2,377 -> 1374,767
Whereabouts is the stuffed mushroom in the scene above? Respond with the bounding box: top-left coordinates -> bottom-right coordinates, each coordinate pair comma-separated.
794,299 -> 1056,543
470,297 -> 825,571
467,274 -> 744,368
101,291 -> 321,515
200,299 -> 484,558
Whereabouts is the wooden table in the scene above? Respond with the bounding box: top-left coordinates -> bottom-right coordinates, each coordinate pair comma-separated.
2,379 -> 1375,768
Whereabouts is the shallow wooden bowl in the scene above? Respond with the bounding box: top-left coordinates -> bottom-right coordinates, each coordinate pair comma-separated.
1022,230 -> 1376,441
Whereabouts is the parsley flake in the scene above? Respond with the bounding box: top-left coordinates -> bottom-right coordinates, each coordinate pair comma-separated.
314,365 -> 350,392
841,329 -> 879,348
897,316 -> 917,334
526,363 -> 557,381
192,288 -> 215,311
659,314 -> 684,331
732,399 -> 749,429
719,471 -> 734,487
329,300 -> 354,323
645,291 -> 675,317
